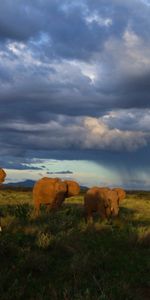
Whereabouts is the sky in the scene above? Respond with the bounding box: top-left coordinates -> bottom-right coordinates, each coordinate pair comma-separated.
0,0 -> 150,189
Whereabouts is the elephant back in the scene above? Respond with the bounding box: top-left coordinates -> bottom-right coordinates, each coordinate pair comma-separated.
86,187 -> 109,200
33,177 -> 61,200
84,188 -> 99,212
33,177 -> 68,214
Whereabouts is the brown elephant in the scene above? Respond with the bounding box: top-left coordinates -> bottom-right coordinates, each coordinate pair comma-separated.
33,177 -> 80,215
113,188 -> 126,203
84,187 -> 119,223
0,168 -> 6,184
0,169 -> 6,232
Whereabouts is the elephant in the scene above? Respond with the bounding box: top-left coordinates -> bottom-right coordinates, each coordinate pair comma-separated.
33,177 -> 80,216
113,188 -> 126,203
84,187 -> 119,223
0,168 -> 6,184
0,169 -> 6,232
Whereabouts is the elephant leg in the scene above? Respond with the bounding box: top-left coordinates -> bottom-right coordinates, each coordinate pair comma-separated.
105,207 -> 111,219
85,210 -> 93,224
98,205 -> 106,221
55,194 -> 65,209
46,203 -> 55,213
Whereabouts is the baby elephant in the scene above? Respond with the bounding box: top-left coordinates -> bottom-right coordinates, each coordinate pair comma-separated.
84,187 -> 119,223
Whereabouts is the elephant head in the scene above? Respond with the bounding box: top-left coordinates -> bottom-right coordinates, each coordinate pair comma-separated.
53,180 -> 68,208
64,180 -> 80,198
104,190 -> 119,217
84,186 -> 120,223
84,187 -> 110,222
0,168 -> 6,184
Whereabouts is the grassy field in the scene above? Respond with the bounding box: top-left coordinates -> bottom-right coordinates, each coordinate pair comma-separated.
0,190 -> 150,300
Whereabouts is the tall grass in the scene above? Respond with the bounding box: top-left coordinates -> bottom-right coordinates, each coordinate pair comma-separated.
0,190 -> 150,300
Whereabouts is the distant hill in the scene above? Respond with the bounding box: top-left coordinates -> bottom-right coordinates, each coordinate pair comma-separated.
3,180 -> 88,191
4,180 -> 35,188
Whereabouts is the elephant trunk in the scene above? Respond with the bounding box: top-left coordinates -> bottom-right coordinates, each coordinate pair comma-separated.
111,206 -> 119,217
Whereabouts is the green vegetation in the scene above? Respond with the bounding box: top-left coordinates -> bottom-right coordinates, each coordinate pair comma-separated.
0,190 -> 150,300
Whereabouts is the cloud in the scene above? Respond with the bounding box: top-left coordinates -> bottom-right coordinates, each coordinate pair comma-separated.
0,0 -> 150,133
82,117 -> 148,151
102,109 -> 150,132
0,157 -> 43,170
1,0 -> 150,188
47,170 -> 73,174
1,25 -> 150,127
0,114 -> 149,155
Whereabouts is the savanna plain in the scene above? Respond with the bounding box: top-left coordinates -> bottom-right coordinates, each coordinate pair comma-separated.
0,189 -> 150,300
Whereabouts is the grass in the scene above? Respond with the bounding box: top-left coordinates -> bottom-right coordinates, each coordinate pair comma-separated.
0,190 -> 150,300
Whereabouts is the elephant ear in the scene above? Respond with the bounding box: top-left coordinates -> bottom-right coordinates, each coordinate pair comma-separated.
65,180 -> 80,197
113,188 -> 126,203
65,181 -> 73,197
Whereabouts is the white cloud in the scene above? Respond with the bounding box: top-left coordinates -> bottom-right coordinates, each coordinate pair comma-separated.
86,13 -> 112,27
104,28 -> 150,77
82,117 -> 148,151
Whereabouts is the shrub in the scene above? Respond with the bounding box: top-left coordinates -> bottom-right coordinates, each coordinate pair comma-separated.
36,232 -> 55,249
14,204 -> 31,221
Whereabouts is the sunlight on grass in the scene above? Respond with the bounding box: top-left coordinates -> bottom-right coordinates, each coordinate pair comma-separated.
0,190 -> 150,300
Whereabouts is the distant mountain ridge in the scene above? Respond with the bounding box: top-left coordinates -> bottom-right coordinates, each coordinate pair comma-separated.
4,180 -> 88,190
4,180 -> 35,188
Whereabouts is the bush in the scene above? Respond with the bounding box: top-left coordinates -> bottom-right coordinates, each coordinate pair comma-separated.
14,204 -> 31,221
36,232 -> 55,249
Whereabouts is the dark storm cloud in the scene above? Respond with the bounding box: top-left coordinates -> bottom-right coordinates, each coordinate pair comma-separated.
102,109 -> 150,132
2,147 -> 150,175
28,147 -> 150,173
1,0 -> 149,60
119,72 -> 150,108
0,156 -> 43,170
0,0 -> 45,41
0,113 -> 149,162
0,0 -> 150,186
0,0 -> 150,119
0,0 -> 109,60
